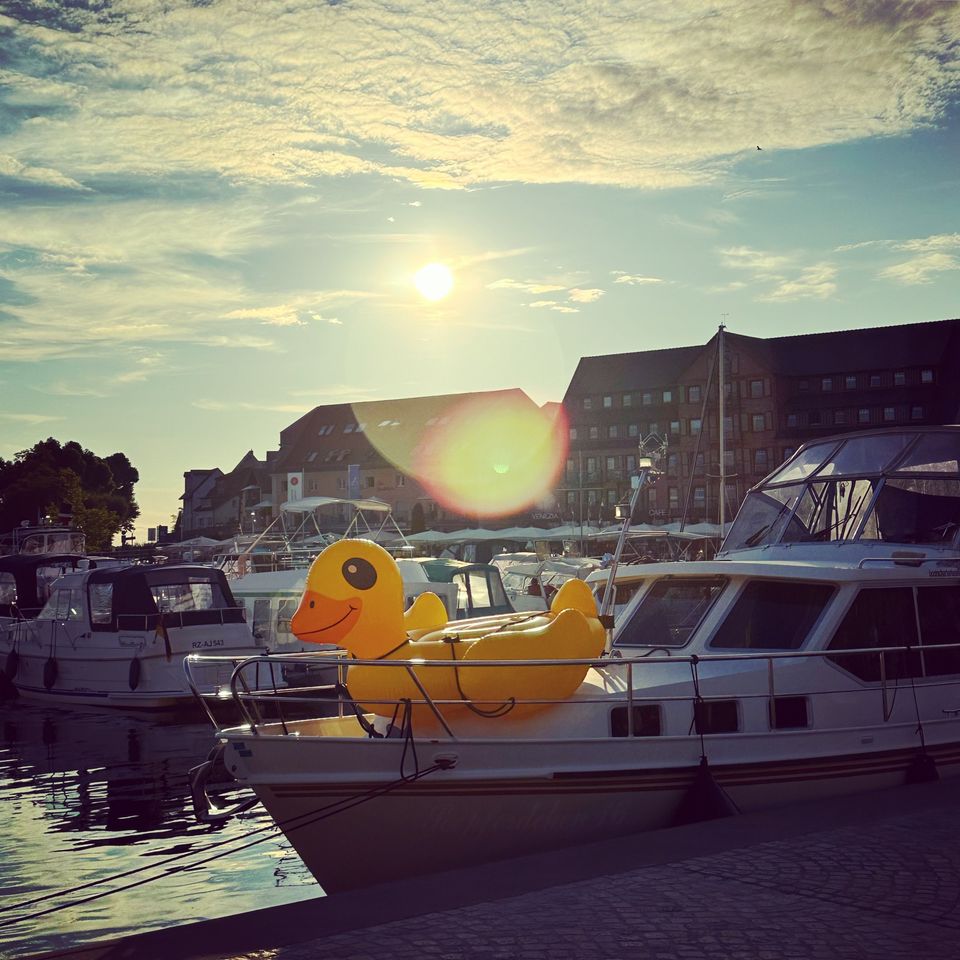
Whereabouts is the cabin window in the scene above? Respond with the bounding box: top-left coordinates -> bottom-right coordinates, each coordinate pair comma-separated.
694,699 -> 739,734
615,577 -> 726,649
826,588 -> 920,682
916,586 -> 960,676
89,583 -> 113,624
610,704 -> 662,738
0,573 -> 15,607
710,581 -> 833,650
252,598 -> 272,643
37,588 -> 83,621
276,599 -> 297,637
770,696 -> 810,729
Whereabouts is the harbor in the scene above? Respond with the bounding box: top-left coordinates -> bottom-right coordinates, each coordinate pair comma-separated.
19,774 -> 960,960
3,2 -> 960,957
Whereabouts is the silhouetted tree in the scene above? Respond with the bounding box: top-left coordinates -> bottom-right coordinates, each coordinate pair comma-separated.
0,438 -> 140,549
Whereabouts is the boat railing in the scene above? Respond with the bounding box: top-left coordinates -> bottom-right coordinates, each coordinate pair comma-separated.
115,607 -> 248,631
184,640 -> 960,739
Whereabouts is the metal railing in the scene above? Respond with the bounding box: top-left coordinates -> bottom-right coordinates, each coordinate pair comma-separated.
184,639 -> 960,742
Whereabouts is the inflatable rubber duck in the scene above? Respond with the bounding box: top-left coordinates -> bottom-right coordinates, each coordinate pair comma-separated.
291,539 -> 606,723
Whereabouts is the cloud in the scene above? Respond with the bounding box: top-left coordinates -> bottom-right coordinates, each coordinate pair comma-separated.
0,154 -> 89,191
760,263 -> 838,302
3,1 -> 956,195
835,233 -> 960,285
720,246 -> 838,301
488,278 -> 567,294
568,288 -> 604,303
879,252 -> 959,285
192,399 -> 311,414
612,273 -> 664,286
528,300 -> 579,313
0,412 -> 62,424
224,304 -> 306,327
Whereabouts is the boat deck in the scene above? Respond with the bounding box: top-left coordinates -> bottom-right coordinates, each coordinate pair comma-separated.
24,774 -> 960,960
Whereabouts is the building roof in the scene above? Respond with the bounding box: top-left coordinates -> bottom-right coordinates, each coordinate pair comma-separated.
765,319 -> 958,376
564,344 -> 703,399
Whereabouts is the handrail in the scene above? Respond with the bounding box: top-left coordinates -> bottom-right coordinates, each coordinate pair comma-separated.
185,638 -> 960,744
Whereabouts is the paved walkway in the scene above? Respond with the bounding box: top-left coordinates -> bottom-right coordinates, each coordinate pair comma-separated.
33,777 -> 960,960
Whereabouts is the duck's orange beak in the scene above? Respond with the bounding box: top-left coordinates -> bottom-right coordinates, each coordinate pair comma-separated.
291,590 -> 362,646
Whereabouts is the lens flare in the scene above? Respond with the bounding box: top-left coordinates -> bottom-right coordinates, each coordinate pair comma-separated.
411,395 -> 568,516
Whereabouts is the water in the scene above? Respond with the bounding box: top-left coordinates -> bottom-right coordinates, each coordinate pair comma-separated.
0,701 -> 320,958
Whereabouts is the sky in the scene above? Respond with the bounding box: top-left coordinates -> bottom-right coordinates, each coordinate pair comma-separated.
1,0 -> 959,541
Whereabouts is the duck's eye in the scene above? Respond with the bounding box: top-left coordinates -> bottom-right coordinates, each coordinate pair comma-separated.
309,600 -> 315,608
342,557 -> 377,590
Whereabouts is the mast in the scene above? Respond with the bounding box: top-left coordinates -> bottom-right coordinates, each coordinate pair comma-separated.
718,322 -> 726,533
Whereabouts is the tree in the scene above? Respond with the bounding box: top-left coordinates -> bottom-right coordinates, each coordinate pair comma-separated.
0,438 -> 140,549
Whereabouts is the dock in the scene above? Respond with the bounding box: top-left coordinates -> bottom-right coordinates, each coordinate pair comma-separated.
27,775 -> 960,960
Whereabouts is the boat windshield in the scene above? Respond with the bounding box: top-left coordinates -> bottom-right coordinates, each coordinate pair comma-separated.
724,429 -> 960,551
615,576 -> 726,649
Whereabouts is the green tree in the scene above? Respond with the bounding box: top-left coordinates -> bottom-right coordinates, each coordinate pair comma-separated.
0,438 -> 140,548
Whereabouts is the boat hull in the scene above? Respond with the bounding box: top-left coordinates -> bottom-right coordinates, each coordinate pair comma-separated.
225,731 -> 960,893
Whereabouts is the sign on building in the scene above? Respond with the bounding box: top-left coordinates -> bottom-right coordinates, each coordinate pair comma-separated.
347,464 -> 361,500
287,471 -> 304,502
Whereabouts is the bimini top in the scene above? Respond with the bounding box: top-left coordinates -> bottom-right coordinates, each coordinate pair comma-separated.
0,554 -> 98,618
721,427 -> 960,555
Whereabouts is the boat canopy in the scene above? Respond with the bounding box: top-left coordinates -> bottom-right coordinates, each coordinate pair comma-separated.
85,564 -> 243,632
0,554 -> 97,618
280,496 -> 391,514
722,428 -> 960,553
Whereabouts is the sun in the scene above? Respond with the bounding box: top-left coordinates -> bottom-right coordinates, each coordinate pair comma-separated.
414,262 -> 454,301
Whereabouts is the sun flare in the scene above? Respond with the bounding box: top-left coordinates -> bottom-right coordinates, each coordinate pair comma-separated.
414,262 -> 454,301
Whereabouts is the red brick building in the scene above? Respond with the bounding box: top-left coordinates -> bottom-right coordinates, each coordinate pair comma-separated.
559,319 -> 960,527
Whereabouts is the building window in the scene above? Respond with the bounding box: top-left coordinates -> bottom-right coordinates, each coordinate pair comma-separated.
883,407 -> 896,422
869,374 -> 881,388
894,371 -> 906,386
586,457 -> 597,474
365,476 -> 375,488
608,424 -> 619,438
921,369 -> 934,384
642,392 -> 653,405
693,486 -> 706,507
845,375 -> 857,390
834,410 -> 846,425
752,414 -> 765,432
626,455 -> 637,472
694,453 -> 705,474
724,449 -> 735,468
667,453 -> 679,473
754,449 -> 768,472
668,487 -> 679,509
750,379 -> 763,398
689,418 -> 702,435
649,422 -> 659,436
857,408 -> 870,424
569,427 -> 578,440
648,488 -> 657,507
628,423 -> 639,437
344,423 -> 354,433
821,377 -> 833,392
786,413 -> 798,428
583,397 -> 593,410
670,420 -> 681,435
911,405 -> 924,420
688,385 -> 702,403
566,491 -> 577,507
603,395 -> 613,408
396,474 -> 406,486
589,426 -> 599,439
783,447 -> 795,462
623,393 -> 633,407
606,456 -> 618,471
798,379 -> 809,392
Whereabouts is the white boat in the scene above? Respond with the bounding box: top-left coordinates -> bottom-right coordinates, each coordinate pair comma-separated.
0,562 -> 259,709
199,426 -> 960,893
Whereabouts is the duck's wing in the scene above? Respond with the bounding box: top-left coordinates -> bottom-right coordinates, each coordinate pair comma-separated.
404,592 -> 449,632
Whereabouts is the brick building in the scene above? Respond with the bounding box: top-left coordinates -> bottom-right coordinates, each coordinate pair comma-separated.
559,319 -> 960,527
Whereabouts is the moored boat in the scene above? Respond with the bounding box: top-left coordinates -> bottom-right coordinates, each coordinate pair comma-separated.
199,426 -> 960,892
1,562 -> 259,709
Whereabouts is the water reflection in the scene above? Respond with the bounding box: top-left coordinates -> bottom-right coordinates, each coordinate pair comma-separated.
0,703 -> 318,958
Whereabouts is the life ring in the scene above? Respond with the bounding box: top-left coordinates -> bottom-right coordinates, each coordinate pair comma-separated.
129,657 -> 142,691
43,657 -> 58,690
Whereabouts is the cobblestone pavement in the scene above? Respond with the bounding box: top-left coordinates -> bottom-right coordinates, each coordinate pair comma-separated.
230,803 -> 960,960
